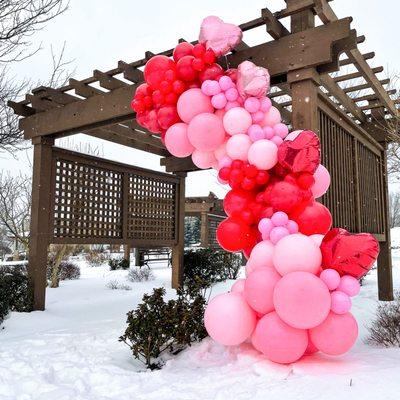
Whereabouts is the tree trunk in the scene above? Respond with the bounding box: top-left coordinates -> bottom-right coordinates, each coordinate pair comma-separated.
50,244 -> 67,288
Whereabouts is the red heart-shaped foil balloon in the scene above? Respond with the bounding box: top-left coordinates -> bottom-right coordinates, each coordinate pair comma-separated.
278,130 -> 320,174
320,228 -> 380,279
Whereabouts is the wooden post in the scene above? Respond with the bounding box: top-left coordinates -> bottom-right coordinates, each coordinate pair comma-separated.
124,244 -> 131,267
28,136 -> 54,311
134,248 -> 141,266
171,172 -> 186,289
200,211 -> 209,248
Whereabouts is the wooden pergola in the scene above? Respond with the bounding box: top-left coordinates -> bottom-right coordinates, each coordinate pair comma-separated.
9,0 -> 398,310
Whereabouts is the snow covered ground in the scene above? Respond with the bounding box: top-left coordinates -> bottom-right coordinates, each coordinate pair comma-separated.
1,254 -> 400,400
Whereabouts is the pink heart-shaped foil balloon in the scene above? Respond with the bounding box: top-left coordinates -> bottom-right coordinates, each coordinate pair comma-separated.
237,60 -> 270,99
199,16 -> 243,57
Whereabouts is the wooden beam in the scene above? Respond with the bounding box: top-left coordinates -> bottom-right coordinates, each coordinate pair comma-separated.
339,51 -> 375,66
160,155 -> 198,173
118,61 -> 144,82
261,8 -> 290,39
344,78 -> 389,93
7,100 -> 35,116
353,89 -> 396,103
277,0 -> 315,19
69,78 -> 104,98
334,66 -> 383,83
93,70 -> 128,90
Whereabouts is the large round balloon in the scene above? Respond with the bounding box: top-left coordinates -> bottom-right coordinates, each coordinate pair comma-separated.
312,164 -> 331,198
223,189 -> 253,217
290,201 -> 332,235
244,268 -> 281,314
251,312 -> 308,364
273,271 -> 331,329
205,292 -> 257,346
247,139 -> 278,170
164,123 -> 194,157
309,312 -> 358,355
144,55 -> 176,89
273,233 -> 322,275
216,217 -> 256,252
265,181 -> 302,214
191,149 -> 217,169
247,240 -> 275,270
226,134 -> 252,161
177,88 -> 213,123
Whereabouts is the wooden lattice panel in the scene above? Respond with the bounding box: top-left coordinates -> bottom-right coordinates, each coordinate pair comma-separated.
126,174 -> 177,242
53,158 -> 123,239
208,215 -> 224,248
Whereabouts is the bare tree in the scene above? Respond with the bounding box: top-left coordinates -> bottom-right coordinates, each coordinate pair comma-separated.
0,0 -> 69,153
389,192 -> 400,228
0,173 -> 31,252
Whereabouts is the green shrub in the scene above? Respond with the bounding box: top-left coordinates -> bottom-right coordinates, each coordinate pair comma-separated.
119,286 -> 207,369
183,248 -> 242,289
109,258 -> 130,271
0,268 -> 32,326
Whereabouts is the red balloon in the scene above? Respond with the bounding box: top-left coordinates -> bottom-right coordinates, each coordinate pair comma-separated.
265,181 -> 302,214
144,55 -> 176,89
173,42 -> 194,62
223,189 -> 253,217
176,55 -> 198,81
135,83 -> 152,99
157,106 -> 180,130
290,201 -> 332,235
199,63 -> 224,82
217,217 -> 256,252
144,109 -> 162,133
321,228 -> 380,279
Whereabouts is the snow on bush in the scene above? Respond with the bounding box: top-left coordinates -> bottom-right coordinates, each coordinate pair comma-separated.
127,266 -> 155,282
106,280 -> 132,291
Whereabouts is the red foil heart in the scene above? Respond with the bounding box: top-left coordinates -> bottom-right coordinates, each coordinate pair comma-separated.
277,130 -> 320,174
320,228 -> 380,279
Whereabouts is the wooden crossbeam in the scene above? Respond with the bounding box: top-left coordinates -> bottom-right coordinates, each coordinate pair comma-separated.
26,94 -> 58,112
334,66 -> 383,83
340,52 -> 375,66
69,78 -> 104,98
262,8 -> 290,39
344,78 -> 389,93
118,61 -> 144,82
353,89 -> 396,103
7,100 -> 36,116
93,70 -> 127,90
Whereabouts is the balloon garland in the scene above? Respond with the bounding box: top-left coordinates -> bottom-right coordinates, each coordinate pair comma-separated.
131,16 -> 380,364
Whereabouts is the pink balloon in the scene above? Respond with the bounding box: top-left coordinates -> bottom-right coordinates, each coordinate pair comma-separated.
251,312 -> 308,364
320,268 -> 341,291
219,75 -> 235,91
271,136 -> 283,146
273,271 -> 331,329
245,261 -> 256,277
337,275 -> 361,297
258,218 -> 273,236
244,268 -> 281,314
223,107 -> 252,135
273,123 -> 289,139
225,87 -> 239,102
248,240 -> 275,270
261,106 -> 281,127
211,93 -> 227,109
214,141 -> 227,160
271,211 -> 289,226
310,234 -> 324,246
286,220 -> 299,234
214,109 -> 226,119
231,279 -> 245,293
237,61 -> 270,99
164,123 -> 194,157
247,139 -> 278,170
310,312 -> 358,355
205,292 -> 257,346
285,130 -> 303,141
269,226 -> 290,245
252,110 -> 264,124
312,164 -> 331,198
260,97 -> 272,112
192,149 -> 217,169
304,331 -> 319,355
273,233 -> 322,275
218,155 -> 232,169
330,290 -> 352,314
226,134 -> 252,161
201,80 -> 221,96
247,124 -> 265,142
244,97 -> 261,113
177,88 -> 214,123
188,113 -> 225,152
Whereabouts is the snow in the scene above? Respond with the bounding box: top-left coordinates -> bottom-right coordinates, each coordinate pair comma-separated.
1,255 -> 400,399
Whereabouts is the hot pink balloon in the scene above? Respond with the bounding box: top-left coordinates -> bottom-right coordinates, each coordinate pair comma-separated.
273,271 -> 331,329
177,88 -> 214,123
231,279 -> 245,293
205,292 -> 256,346
223,107 -> 252,135
330,290 -> 352,314
191,149 -> 217,169
164,123 -> 194,157
188,113 -> 225,152
337,275 -> 361,297
248,240 -> 275,270
226,134 -> 252,161
310,312 -> 358,356
312,164 -> 331,198
320,268 -> 341,291
251,312 -> 308,364
244,268 -> 281,314
261,106 -> 281,127
247,139 -> 278,170
304,331 -> 319,355
273,233 -> 322,276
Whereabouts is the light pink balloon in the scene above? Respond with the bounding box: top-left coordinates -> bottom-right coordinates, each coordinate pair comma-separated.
231,279 -> 245,293
226,134 -> 252,161
188,113 -> 225,152
248,240 -> 275,270
330,290 -> 352,314
310,312 -> 358,355
285,130 -> 303,141
312,164 -> 331,198
273,123 -> 289,139
218,155 -> 232,169
273,271 -> 331,329
251,312 -> 308,364
261,106 -> 281,127
164,123 -> 194,157
271,211 -> 289,226
245,261 -> 256,277
201,79 -> 221,96
212,93 -> 227,109
273,233 -> 322,276
244,268 -> 281,314
214,109 -> 226,119
247,139 -> 278,170
219,75 -> 235,91
177,88 -> 214,123
204,292 -> 257,346
192,149 -> 217,169
214,141 -> 227,160
320,268 -> 341,291
310,234 -> 324,246
223,107 -> 252,135
337,275 -> 361,297
269,226 -> 290,245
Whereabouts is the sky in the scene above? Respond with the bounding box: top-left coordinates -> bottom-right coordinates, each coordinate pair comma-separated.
1,0 -> 399,197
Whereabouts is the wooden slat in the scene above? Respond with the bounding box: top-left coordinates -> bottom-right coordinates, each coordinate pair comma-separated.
340,51 -> 375,66
118,61 -> 144,82
7,100 -> 36,116
344,78 -> 389,93
353,89 -> 396,103
261,8 -> 290,39
69,78 -> 104,98
93,70 -> 127,90
334,66 -> 383,83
